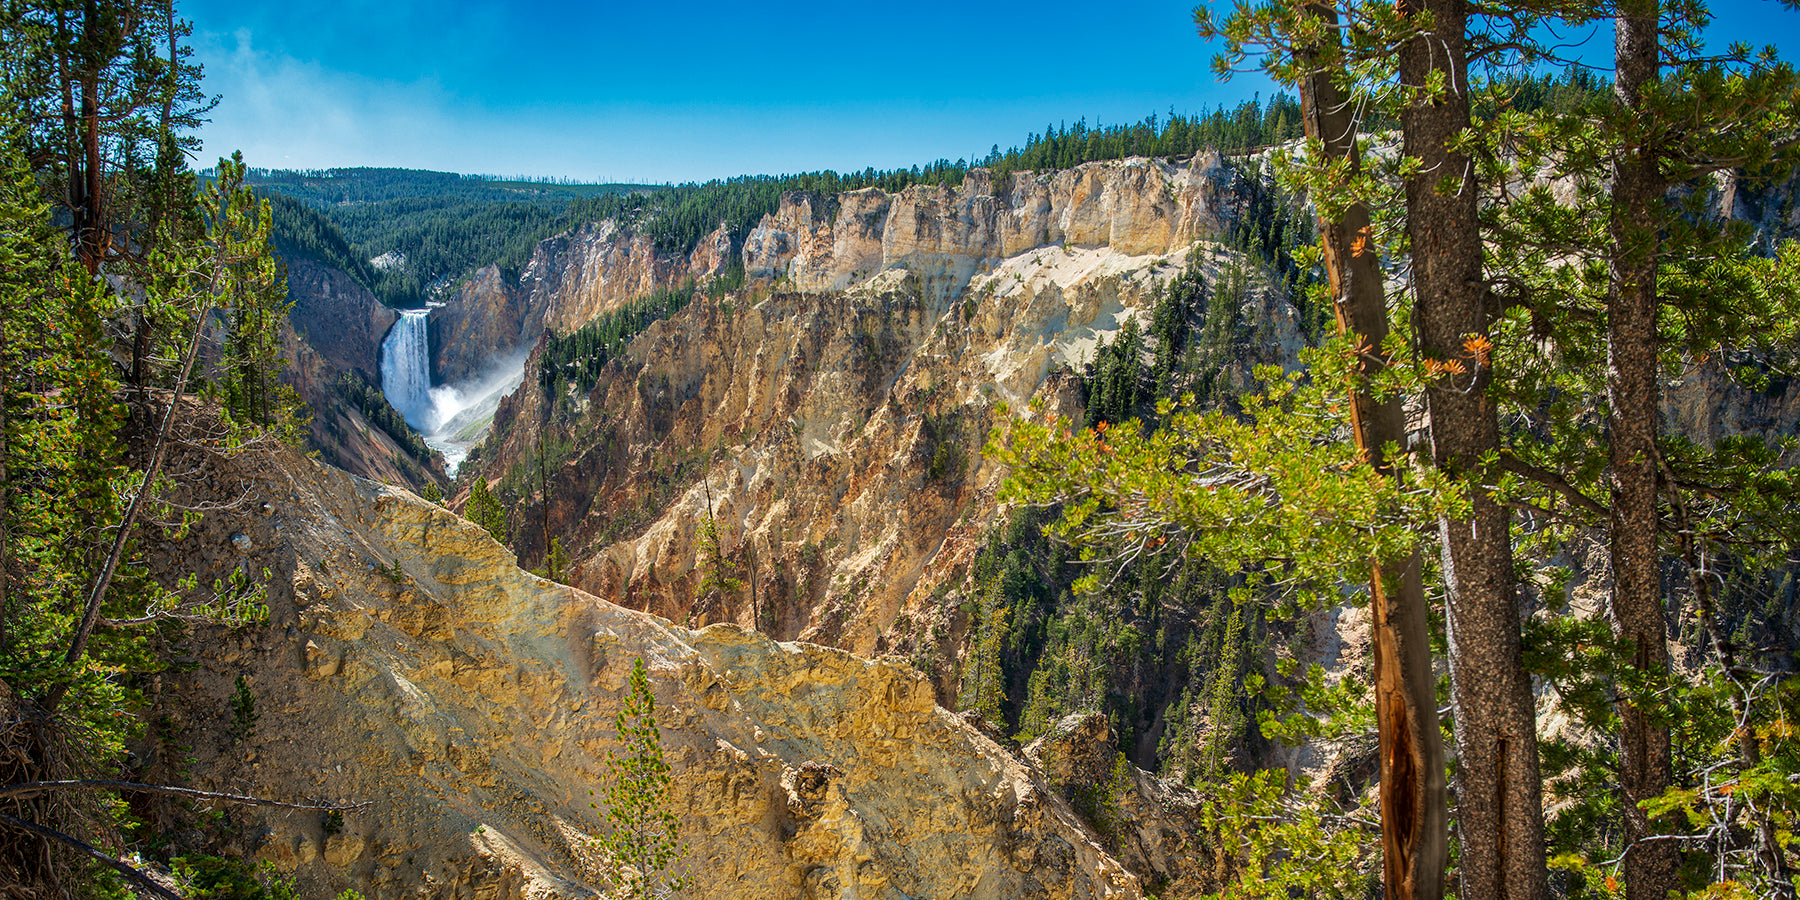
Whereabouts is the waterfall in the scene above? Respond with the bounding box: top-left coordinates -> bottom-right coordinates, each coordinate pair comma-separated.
377,306 -> 526,477
380,309 -> 433,430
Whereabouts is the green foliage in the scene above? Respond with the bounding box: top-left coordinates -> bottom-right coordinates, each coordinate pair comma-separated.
555,101 -> 1308,267
0,8 -> 336,897
261,193 -> 381,286
543,538 -> 570,584
334,369 -> 439,465
172,855 -> 297,900
377,559 -> 408,586
227,675 -> 258,745
996,346 -> 1434,609
1196,771 -> 1375,900
1083,317 -> 1145,429
0,128 -> 131,721
921,409 -> 966,484
1066,752 -> 1135,842
957,579 -> 1010,730
694,512 -> 743,609
0,0 -> 212,271
420,481 -> 443,504
981,100 -> 1306,187
1010,5 -> 1800,894
540,282 -> 696,397
466,478 -> 508,544
588,658 -> 689,900
250,167 -> 644,305
1083,247 -> 1298,432
203,159 -> 307,443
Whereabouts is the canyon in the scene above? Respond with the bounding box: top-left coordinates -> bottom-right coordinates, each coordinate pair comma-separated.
256,150 -> 1800,899
449,153 -> 1301,664
234,152 -> 1311,897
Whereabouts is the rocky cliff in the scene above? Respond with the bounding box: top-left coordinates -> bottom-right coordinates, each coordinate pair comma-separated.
282,256 -> 445,490
148,443 -> 1155,900
742,157 -> 1237,298
428,154 -> 1257,383
464,155 -> 1302,702
286,257 -> 396,384
431,222 -> 735,385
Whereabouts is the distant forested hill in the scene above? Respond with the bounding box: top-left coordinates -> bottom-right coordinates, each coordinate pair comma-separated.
251,95 -> 1317,309
249,168 -> 648,307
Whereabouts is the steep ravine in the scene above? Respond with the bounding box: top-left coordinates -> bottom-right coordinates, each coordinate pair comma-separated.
461,154 -> 1303,695
281,256 -> 446,490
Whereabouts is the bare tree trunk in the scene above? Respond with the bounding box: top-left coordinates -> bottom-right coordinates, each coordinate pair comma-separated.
53,9 -> 92,276
1297,9 -> 1446,896
80,67 -> 103,272
1394,1 -> 1551,899
1609,4 -> 1675,898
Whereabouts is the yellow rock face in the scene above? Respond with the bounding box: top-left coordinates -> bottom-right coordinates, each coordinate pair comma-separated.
167,450 -> 1142,900
478,195 -> 1301,680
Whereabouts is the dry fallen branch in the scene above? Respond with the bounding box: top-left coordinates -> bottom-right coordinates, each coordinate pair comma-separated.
0,780 -> 366,812
0,811 -> 183,900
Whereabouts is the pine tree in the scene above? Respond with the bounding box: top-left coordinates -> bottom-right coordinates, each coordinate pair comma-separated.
589,658 -> 689,900
0,0 -> 212,275
466,478 -> 508,544
957,578 -> 1010,730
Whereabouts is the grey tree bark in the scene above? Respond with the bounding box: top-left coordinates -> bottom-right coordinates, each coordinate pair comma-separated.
1396,1 -> 1549,898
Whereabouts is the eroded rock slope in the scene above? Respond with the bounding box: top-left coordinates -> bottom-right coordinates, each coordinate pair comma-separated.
156,445 -> 1143,900
463,155 -> 1305,681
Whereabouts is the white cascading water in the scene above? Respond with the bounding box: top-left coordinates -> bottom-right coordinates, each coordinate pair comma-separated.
380,309 -> 434,429
378,306 -> 526,476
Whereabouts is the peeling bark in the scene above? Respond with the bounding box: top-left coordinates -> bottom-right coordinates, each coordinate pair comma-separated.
1298,9 -> 1446,895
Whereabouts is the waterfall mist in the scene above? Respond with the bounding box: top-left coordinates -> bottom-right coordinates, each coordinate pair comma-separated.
379,308 -> 525,475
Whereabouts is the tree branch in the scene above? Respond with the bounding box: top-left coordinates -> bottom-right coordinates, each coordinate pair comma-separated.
1499,453 -> 1610,519
0,811 -> 185,900
0,780 -> 365,812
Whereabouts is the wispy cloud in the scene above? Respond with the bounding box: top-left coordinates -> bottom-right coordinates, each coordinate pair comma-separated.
194,28 -> 472,172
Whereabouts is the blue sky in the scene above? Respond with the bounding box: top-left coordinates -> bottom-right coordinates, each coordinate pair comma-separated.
185,0 -> 1800,183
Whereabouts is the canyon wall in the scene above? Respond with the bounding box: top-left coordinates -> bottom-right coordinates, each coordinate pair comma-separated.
463,155 -> 1305,709
432,222 -> 736,385
281,257 -> 444,490
429,153 -> 1250,383
150,444 -> 1155,900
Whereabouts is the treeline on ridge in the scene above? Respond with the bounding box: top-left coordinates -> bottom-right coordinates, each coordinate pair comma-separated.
253,94 -> 1316,308
259,70 -> 1605,317
334,369 -> 441,465
562,95 -> 1313,261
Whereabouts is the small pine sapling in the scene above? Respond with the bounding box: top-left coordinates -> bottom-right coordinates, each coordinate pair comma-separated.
589,658 -> 689,899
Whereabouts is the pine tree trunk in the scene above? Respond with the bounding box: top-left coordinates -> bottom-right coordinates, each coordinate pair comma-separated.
1609,3 -> 1675,898
1396,1 -> 1550,898
81,67 -> 103,272
1297,9 -> 1446,896
0,295 -> 10,656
